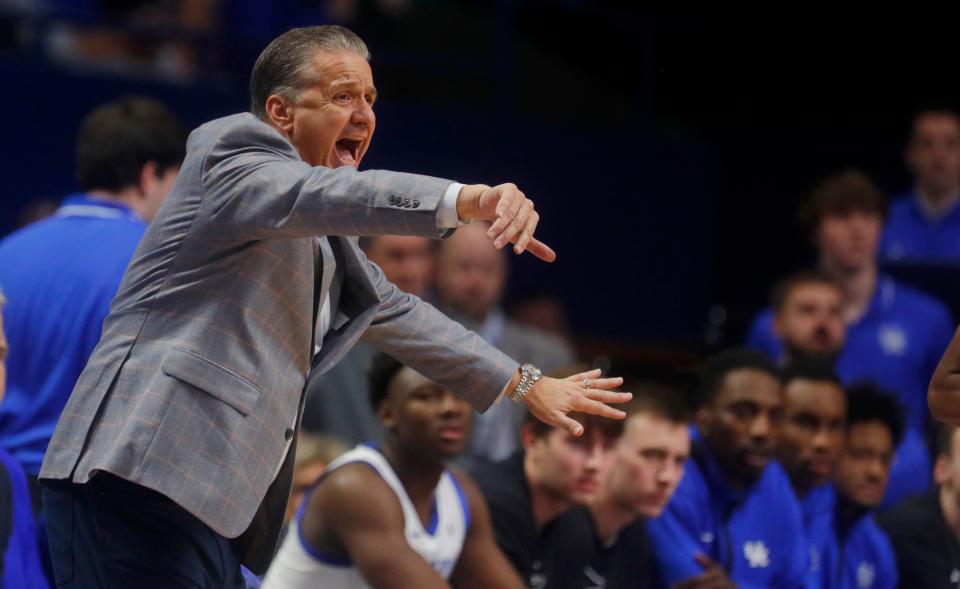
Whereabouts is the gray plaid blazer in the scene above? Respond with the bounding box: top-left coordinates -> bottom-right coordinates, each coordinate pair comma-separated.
39,113 -> 517,573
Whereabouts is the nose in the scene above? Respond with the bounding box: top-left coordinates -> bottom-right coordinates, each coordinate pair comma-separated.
658,461 -> 682,487
584,443 -> 604,471
352,98 -> 375,126
439,391 -> 464,417
750,413 -> 771,441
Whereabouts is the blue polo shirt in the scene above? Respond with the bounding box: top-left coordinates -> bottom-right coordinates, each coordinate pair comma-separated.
802,485 -> 897,589
0,195 -> 146,474
880,191 -> 960,262
647,442 -> 808,589
745,276 -> 953,505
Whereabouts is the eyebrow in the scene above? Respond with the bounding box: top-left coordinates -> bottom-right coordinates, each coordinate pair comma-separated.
329,79 -> 378,100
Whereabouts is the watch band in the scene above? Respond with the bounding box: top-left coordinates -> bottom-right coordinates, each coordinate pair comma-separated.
509,363 -> 542,403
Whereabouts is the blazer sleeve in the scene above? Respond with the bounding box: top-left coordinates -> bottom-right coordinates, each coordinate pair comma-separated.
197,115 -> 455,240
358,254 -> 518,413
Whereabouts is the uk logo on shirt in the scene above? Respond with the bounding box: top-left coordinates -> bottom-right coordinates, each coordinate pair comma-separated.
743,541 -> 770,568
878,325 -> 908,356
857,562 -> 875,588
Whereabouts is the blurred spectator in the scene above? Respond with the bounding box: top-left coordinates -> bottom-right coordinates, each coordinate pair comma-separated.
746,169 -> 954,505
283,432 -> 347,525
881,109 -> 960,262
0,290 -> 50,589
814,385 -> 900,589
508,291 -> 576,352
301,235 -> 436,446
0,97 -> 186,505
647,349 -> 807,588
436,222 -> 573,464
470,397 -> 622,587
879,423 -> 960,589
550,385 -> 690,588
775,359 -> 846,569
770,271 -> 846,363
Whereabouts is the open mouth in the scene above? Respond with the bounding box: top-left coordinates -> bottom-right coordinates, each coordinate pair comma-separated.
334,138 -> 362,166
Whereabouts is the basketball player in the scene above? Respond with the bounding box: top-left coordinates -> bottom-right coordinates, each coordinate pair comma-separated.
262,353 -> 526,588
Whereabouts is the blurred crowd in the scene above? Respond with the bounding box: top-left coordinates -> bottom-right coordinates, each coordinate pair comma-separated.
0,21 -> 960,589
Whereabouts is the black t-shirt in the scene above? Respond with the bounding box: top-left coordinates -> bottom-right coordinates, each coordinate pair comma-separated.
470,452 -> 572,588
547,506 -> 654,589
876,490 -> 960,589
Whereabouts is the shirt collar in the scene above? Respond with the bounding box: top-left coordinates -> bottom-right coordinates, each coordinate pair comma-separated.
55,193 -> 142,222
850,274 -> 896,329
693,439 -> 754,512
912,189 -> 960,223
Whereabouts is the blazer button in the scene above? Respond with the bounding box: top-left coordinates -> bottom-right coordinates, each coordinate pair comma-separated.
412,200 -> 420,209
402,198 -> 411,208
285,428 -> 294,441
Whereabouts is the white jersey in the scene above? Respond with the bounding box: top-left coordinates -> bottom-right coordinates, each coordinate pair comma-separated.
262,445 -> 470,589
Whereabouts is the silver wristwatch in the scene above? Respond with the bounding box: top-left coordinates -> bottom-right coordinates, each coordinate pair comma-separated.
509,363 -> 542,403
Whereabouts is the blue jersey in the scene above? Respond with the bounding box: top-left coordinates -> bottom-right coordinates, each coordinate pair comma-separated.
880,191 -> 960,262
647,442 -> 808,589
0,195 -> 146,474
745,276 -> 953,505
802,485 -> 897,589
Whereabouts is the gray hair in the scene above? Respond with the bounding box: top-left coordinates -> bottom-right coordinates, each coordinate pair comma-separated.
250,25 -> 370,120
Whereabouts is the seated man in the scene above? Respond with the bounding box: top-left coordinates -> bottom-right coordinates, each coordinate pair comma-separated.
774,358 -> 847,580
881,108 -> 960,263
647,349 -> 807,589
551,384 -> 691,588
749,247 -> 950,505
877,423 -> 960,589
470,374 -> 624,587
262,354 -> 525,589
811,385 -> 899,589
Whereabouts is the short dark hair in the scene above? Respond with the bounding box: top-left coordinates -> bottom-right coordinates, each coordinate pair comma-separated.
781,357 -> 842,388
250,25 -> 370,119
695,348 -> 781,408
799,169 -> 887,236
622,381 -> 690,425
770,270 -> 842,312
75,96 -> 186,193
845,382 -> 904,447
369,353 -> 405,411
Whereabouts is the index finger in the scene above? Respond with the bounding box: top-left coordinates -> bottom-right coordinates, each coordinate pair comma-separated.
524,238 -> 556,262
573,398 -> 627,420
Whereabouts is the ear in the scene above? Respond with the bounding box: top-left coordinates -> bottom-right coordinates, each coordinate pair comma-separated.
695,407 -> 712,438
520,423 -> 537,452
772,313 -> 785,339
137,161 -> 159,198
265,95 -> 295,135
935,454 -> 950,486
378,401 -> 397,430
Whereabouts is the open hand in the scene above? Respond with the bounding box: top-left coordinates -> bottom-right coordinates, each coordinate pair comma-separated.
520,368 -> 631,436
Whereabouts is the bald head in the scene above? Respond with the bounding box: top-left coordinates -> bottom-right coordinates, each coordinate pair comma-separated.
436,223 -> 506,323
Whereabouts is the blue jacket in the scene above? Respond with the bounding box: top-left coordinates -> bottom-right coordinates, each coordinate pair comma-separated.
0,195 -> 146,474
802,485 -> 897,589
647,441 -> 808,589
745,275 -> 953,505
881,191 -> 960,262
